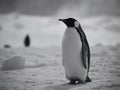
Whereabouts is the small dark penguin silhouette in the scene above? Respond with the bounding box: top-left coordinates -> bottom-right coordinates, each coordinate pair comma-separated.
4,44 -> 11,48
24,34 -> 30,47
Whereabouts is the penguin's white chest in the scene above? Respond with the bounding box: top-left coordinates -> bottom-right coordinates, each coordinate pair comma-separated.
62,28 -> 87,81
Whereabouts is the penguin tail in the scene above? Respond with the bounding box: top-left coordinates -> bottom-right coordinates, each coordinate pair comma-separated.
85,76 -> 92,82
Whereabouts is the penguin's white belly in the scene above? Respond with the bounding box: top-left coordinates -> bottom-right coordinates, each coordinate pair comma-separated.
62,28 -> 87,81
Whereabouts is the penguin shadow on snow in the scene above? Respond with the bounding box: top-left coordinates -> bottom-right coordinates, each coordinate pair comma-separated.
43,83 -> 85,90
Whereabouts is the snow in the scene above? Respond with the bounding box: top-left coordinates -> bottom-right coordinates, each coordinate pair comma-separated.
1,56 -> 25,70
0,45 -> 120,90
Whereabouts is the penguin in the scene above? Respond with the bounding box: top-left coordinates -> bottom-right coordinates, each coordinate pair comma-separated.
59,18 -> 91,84
24,34 -> 30,47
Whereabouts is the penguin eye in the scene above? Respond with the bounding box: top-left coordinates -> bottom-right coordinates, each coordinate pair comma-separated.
74,21 -> 79,28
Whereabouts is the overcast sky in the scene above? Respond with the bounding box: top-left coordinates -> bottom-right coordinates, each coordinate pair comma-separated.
0,0 -> 120,17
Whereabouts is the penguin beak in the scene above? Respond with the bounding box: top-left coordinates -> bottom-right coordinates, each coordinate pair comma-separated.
58,19 -> 66,24
58,19 -> 65,22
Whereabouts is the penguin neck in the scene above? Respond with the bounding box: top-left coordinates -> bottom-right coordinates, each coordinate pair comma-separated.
67,26 -> 75,29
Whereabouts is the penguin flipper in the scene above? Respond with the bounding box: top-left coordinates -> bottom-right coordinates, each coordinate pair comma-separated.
82,45 -> 87,69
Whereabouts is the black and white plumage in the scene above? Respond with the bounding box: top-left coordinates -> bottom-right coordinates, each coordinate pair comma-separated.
59,18 -> 91,84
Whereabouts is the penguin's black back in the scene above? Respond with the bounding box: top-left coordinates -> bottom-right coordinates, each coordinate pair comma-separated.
75,25 -> 90,71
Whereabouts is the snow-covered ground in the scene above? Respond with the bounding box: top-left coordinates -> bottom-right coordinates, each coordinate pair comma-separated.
0,45 -> 120,90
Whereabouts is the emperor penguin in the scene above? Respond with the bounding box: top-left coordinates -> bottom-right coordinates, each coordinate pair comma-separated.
59,18 -> 91,84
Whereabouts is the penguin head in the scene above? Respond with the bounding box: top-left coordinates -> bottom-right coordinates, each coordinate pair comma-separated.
59,18 -> 79,28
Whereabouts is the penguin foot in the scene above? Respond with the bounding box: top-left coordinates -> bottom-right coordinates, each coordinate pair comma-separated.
77,80 -> 86,84
69,80 -> 76,85
69,80 -> 85,85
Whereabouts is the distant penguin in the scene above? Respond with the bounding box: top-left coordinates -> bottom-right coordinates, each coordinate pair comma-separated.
24,34 -> 30,47
59,18 -> 91,84
4,44 -> 11,48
